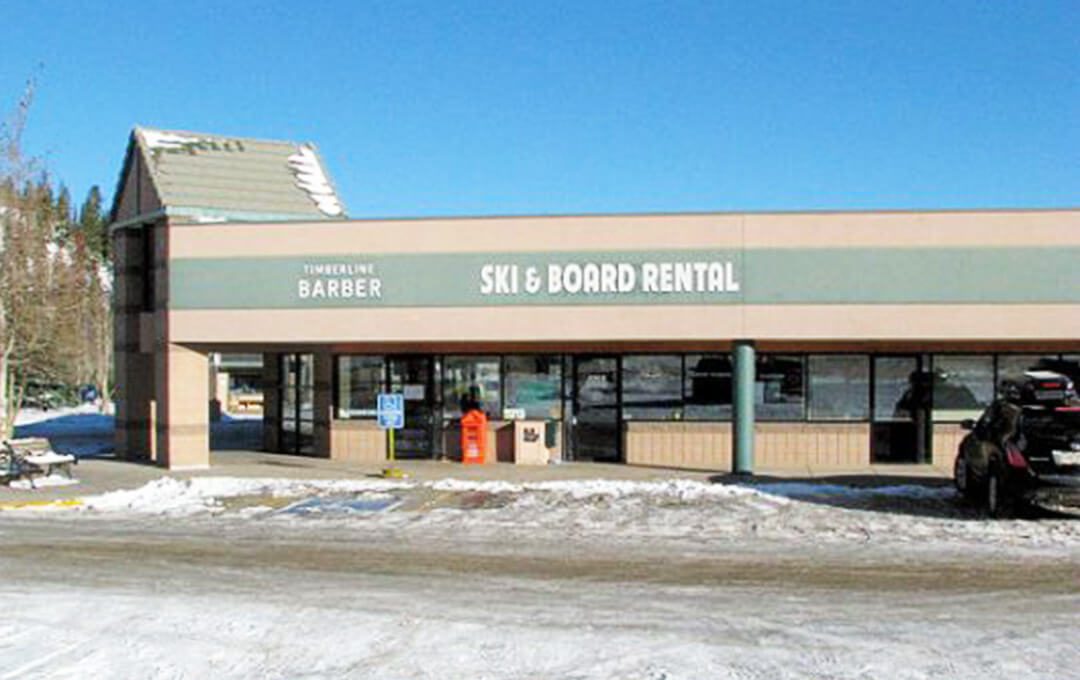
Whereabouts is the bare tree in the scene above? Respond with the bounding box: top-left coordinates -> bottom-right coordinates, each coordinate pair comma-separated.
0,81 -> 109,438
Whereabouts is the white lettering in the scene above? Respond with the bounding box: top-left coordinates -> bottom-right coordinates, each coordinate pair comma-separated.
659,263 -> 674,292
480,264 -> 495,295
725,262 -> 739,292
524,266 -> 541,294
583,263 -> 600,293
642,263 -> 659,292
707,263 -> 725,292
673,262 -> 692,292
618,263 -> 635,292
548,264 -> 562,293
298,279 -> 310,298
563,264 -> 582,293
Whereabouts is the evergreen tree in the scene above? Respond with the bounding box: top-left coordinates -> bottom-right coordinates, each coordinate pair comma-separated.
78,185 -> 108,261
56,183 -> 72,235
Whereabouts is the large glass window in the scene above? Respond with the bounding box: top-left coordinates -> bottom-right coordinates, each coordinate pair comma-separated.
443,356 -> 501,419
504,355 -> 563,420
684,354 -> 732,420
873,356 -> 920,421
336,356 -> 385,419
932,355 -> 993,422
807,355 -> 869,420
996,354 -> 1054,383
756,355 -> 805,420
622,355 -> 683,420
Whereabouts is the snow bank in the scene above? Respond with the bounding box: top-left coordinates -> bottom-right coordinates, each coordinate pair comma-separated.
8,475 -> 1079,552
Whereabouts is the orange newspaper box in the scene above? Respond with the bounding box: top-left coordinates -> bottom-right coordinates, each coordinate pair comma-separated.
460,409 -> 488,465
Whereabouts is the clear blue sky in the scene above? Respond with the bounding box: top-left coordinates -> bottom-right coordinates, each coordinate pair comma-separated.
2,1 -> 1077,217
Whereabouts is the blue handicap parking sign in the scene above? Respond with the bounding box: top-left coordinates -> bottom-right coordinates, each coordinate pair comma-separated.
376,393 -> 405,430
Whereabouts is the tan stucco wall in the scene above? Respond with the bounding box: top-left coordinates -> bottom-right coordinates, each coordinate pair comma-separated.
117,208 -> 1080,470
625,421 -> 872,471
328,420 -> 387,463
165,209 -> 1080,345
169,304 -> 1080,346
932,424 -> 966,472
167,210 -> 1080,259
755,423 -> 870,471
625,422 -> 733,469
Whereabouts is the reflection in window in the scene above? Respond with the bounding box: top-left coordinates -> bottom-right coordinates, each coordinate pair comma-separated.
443,356 -> 501,419
504,355 -> 562,420
807,355 -> 868,420
932,355 -> 993,422
756,355 -> 805,421
1030,355 -> 1077,387
336,356 -> 384,419
622,355 -> 683,420
873,357 -> 920,421
996,354 -> 1055,384
684,354 -> 732,420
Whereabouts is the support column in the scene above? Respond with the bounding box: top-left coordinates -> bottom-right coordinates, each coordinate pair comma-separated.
733,340 -> 755,475
112,227 -> 154,460
155,343 -> 210,469
313,351 -> 333,458
262,353 -> 281,453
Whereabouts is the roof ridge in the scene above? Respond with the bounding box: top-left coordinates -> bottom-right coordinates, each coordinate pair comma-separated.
133,125 -> 316,149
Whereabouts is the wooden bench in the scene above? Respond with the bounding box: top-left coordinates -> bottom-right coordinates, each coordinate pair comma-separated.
1,438 -> 76,488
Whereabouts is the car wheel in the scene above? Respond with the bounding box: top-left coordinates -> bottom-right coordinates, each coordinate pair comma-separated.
986,468 -> 1014,519
954,455 -> 969,497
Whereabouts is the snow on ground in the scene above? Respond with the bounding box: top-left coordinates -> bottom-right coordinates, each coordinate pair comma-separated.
8,475 -> 1076,556
11,406 -> 261,457
13,404 -> 115,457
7,474 -> 80,491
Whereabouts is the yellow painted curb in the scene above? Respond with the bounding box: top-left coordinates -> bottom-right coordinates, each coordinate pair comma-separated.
0,499 -> 83,510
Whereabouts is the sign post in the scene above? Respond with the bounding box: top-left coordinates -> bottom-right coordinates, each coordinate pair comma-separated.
377,393 -> 405,478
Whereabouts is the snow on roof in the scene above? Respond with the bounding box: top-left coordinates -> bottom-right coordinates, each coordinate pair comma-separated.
113,127 -> 346,224
287,145 -> 344,217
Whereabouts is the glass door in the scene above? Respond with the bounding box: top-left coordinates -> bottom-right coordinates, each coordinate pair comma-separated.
571,356 -> 621,462
388,356 -> 439,458
871,355 -> 931,463
279,353 -> 314,455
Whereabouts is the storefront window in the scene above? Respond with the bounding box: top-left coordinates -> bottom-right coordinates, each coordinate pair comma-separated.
996,354 -> 1056,385
807,355 -> 869,420
622,355 -> 683,420
756,355 -> 805,420
932,355 -> 993,422
443,356 -> 501,419
336,356 -> 384,418
684,354 -> 732,420
504,355 -> 562,420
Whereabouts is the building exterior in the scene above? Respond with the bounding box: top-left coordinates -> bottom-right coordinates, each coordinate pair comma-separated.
110,128 -> 1080,472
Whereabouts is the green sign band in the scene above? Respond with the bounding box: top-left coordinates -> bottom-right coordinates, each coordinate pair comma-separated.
169,247 -> 1080,309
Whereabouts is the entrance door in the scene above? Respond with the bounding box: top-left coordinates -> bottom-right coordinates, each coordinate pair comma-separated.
388,356 -> 438,458
571,356 -> 621,462
872,355 -> 932,463
280,353 -> 314,455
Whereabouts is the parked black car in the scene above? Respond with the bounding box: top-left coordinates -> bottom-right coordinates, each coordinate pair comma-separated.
954,371 -> 1080,518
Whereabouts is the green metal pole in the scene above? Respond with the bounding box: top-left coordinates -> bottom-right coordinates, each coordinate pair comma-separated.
733,340 -> 755,475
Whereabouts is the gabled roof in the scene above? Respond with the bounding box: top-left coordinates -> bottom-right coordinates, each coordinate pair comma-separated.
110,126 -> 347,225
